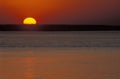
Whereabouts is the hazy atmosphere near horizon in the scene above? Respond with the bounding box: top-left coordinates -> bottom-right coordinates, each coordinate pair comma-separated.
0,0 -> 120,25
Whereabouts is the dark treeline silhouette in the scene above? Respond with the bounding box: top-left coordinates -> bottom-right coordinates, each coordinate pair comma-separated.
0,25 -> 120,31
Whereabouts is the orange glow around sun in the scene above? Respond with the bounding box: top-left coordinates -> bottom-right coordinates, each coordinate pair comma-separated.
23,17 -> 37,24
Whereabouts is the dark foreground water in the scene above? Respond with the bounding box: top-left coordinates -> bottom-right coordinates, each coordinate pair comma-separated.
0,31 -> 120,47
0,31 -> 120,79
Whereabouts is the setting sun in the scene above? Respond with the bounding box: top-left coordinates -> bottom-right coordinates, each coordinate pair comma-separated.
23,17 -> 37,24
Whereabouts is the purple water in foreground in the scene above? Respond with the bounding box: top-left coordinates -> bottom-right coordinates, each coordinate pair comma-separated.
0,31 -> 120,79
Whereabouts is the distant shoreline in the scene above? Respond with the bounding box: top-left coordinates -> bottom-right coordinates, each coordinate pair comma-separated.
0,25 -> 120,31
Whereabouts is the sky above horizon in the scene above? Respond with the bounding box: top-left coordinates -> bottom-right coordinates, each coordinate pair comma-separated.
0,0 -> 120,25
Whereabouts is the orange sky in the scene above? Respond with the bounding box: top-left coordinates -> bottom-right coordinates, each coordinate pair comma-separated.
0,0 -> 120,24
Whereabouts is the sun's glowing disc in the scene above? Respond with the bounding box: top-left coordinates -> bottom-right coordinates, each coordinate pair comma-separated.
23,17 -> 37,24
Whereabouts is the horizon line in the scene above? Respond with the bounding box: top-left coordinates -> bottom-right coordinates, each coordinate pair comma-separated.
0,24 -> 120,26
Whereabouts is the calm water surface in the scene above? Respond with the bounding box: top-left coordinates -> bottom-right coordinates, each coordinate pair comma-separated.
0,31 -> 120,79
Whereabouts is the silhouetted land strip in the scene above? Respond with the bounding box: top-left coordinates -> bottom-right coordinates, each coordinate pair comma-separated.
0,25 -> 120,31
